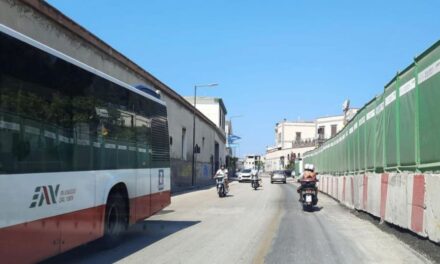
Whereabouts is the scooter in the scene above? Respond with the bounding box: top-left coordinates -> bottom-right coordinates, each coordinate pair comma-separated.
215,175 -> 228,197
251,175 -> 260,190
299,180 -> 318,211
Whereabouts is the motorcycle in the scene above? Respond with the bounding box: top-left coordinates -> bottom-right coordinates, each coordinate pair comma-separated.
251,174 -> 260,190
299,180 -> 318,211
215,175 -> 228,197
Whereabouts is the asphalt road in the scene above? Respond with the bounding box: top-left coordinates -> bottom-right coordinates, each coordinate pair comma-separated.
44,177 -> 432,264
265,180 -> 430,264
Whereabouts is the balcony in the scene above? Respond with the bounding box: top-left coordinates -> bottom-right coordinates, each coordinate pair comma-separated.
292,138 -> 317,148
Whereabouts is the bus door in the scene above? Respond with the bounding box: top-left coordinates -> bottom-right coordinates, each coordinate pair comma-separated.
149,116 -> 170,214
134,117 -> 152,221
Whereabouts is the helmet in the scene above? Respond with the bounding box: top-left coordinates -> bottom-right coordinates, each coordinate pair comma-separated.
304,163 -> 315,172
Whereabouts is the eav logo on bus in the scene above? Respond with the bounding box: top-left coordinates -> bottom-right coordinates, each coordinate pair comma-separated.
29,185 -> 77,208
29,185 -> 60,208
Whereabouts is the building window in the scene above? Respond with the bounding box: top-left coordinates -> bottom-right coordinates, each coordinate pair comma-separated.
181,127 -> 187,160
295,132 -> 301,142
318,126 -> 325,139
219,108 -> 225,130
331,124 -> 337,137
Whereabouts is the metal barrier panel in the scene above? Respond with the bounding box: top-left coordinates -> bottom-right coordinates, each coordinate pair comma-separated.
375,95 -> 385,170
365,99 -> 376,170
353,115 -> 360,172
336,135 -> 343,173
417,44 -> 440,167
347,122 -> 354,173
327,140 -> 332,173
384,80 -> 398,168
358,110 -> 367,172
331,138 -> 337,173
341,133 -> 348,173
398,65 -> 417,167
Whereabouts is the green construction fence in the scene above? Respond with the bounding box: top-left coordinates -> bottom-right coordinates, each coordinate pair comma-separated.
304,40 -> 440,174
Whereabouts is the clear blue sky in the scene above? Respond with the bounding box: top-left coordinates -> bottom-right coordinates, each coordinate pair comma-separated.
47,0 -> 440,157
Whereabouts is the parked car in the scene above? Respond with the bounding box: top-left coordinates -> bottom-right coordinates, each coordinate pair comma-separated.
271,170 -> 287,184
238,169 -> 252,182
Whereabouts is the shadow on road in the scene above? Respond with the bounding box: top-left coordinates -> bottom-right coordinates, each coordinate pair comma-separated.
42,219 -> 200,264
154,209 -> 175,215
298,203 -> 323,213
306,206 -> 323,212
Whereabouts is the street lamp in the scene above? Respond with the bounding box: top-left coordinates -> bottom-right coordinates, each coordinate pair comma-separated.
229,115 -> 243,121
192,83 -> 218,186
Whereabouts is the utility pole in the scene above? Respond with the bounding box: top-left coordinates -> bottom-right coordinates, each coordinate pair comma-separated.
191,83 -> 218,186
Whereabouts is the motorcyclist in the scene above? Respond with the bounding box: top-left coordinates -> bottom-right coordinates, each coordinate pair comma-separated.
214,164 -> 229,190
251,168 -> 262,187
297,163 -> 318,202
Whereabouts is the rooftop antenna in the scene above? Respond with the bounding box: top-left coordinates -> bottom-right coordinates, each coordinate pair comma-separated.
342,99 -> 350,125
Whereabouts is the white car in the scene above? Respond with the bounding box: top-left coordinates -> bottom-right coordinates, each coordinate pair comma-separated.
238,169 -> 252,182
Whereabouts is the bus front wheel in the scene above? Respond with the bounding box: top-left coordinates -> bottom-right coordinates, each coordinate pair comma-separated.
102,191 -> 128,248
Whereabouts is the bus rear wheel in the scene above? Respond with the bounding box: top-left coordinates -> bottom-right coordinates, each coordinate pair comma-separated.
102,192 -> 128,248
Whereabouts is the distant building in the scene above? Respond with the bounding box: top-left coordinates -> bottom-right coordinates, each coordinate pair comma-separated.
264,146 -> 315,172
184,96 -> 229,171
315,115 -> 345,144
244,155 -> 261,170
274,120 -> 316,149
264,113 -> 353,172
265,120 -> 318,172
184,96 -> 228,132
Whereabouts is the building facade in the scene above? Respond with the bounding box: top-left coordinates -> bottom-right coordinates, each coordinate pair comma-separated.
315,115 -> 345,142
243,155 -> 261,170
184,97 -> 227,132
264,115 -> 348,172
264,145 -> 315,172
184,96 -> 229,173
275,120 -> 316,149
